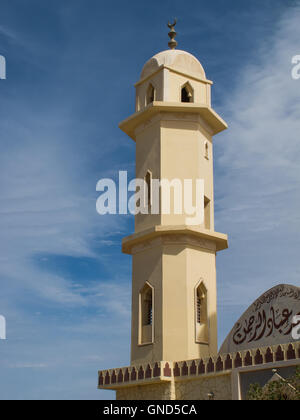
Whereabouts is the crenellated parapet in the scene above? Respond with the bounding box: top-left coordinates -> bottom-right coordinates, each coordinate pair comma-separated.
98,361 -> 173,390
172,342 -> 300,379
98,341 -> 300,390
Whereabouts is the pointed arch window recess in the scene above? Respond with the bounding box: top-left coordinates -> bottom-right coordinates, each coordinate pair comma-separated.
195,282 -> 208,344
139,283 -> 154,345
181,83 -> 194,103
146,83 -> 155,105
205,141 -> 209,160
204,196 -> 211,230
145,171 -> 152,210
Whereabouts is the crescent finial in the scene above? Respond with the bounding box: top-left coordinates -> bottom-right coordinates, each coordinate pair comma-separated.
167,18 -> 178,49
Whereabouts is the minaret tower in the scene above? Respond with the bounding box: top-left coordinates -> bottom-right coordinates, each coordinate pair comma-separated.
98,25 -> 300,401
120,22 -> 228,365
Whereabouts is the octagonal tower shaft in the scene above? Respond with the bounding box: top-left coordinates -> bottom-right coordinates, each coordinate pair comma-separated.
120,49 -> 228,365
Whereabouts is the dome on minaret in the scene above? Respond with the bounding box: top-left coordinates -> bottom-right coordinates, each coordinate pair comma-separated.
140,49 -> 206,80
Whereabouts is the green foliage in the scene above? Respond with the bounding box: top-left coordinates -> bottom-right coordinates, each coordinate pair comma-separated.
247,367 -> 300,400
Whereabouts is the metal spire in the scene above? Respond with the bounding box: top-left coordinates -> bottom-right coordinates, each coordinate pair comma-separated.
167,19 -> 177,50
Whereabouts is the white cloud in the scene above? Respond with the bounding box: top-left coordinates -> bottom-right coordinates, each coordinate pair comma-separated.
215,5 -> 300,326
9,363 -> 48,369
0,25 -> 18,41
0,99 -> 128,307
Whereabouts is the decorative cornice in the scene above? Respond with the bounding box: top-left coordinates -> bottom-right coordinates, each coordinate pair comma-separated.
134,111 -> 213,139
119,101 -> 227,141
134,64 -> 213,88
123,225 -> 228,255
98,361 -> 172,390
131,234 -> 216,255
98,341 -> 300,390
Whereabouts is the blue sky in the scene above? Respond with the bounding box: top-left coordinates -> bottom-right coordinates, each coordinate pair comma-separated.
0,0 -> 299,400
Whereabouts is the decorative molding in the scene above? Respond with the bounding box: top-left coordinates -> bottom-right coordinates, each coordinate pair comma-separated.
131,234 -> 216,255
98,341 -> 300,389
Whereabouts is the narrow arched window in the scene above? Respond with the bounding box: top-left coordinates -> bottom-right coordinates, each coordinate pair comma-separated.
181,83 -> 193,103
146,298 -> 152,326
196,285 -> 206,324
197,293 -> 202,324
142,285 -> 152,326
204,142 -> 209,160
140,283 -> 154,344
145,171 -> 151,210
146,83 -> 155,105
204,196 -> 211,230
195,282 -> 208,343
